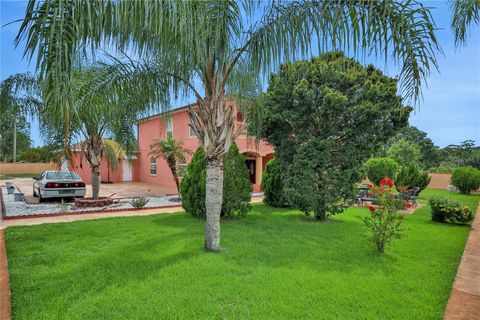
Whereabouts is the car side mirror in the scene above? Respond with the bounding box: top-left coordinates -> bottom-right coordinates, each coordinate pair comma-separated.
33,176 -> 40,181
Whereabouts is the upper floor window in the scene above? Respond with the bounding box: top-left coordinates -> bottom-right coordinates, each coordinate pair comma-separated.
150,157 -> 157,176
189,125 -> 198,137
166,118 -> 173,138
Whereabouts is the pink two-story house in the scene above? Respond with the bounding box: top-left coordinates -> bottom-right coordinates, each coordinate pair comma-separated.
72,102 -> 275,193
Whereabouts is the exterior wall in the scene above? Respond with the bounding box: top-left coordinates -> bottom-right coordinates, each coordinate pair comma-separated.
137,104 -> 275,190
0,162 -> 57,174
71,152 -> 135,184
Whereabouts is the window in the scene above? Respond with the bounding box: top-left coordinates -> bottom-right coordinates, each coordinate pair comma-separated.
166,118 -> 173,138
178,163 -> 188,178
189,125 -> 197,137
150,157 -> 157,176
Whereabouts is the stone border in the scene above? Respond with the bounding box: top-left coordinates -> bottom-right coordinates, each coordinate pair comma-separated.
0,231 -> 11,320
444,203 -> 480,320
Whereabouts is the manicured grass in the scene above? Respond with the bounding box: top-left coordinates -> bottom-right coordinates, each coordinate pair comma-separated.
5,189 -> 479,319
0,173 -> 38,179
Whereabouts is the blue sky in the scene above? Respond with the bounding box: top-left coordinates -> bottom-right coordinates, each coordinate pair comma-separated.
1,0 -> 479,148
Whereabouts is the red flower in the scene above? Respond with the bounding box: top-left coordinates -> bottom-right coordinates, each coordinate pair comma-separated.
372,188 -> 377,194
368,205 -> 376,212
379,177 -> 394,188
389,193 -> 395,197
398,186 -> 407,192
406,202 -> 413,208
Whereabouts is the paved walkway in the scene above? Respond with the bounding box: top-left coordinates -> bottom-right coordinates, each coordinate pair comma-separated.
444,204 -> 480,320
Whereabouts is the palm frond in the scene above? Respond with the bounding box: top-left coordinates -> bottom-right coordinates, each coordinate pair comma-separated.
451,0 -> 480,46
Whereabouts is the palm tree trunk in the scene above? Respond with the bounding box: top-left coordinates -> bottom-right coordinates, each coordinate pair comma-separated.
204,157 -> 224,252
168,162 -> 180,194
91,165 -> 101,200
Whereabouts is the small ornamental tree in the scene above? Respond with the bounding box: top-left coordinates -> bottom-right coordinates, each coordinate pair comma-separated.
363,178 -> 409,253
261,159 -> 289,207
261,53 -> 410,220
451,166 -> 480,194
180,143 -> 252,219
364,158 -> 399,185
395,162 -> 431,192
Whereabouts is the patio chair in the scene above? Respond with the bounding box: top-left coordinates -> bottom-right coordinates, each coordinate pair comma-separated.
400,187 -> 420,206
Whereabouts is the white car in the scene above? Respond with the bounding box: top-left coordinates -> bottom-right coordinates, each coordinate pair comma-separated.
33,171 -> 86,201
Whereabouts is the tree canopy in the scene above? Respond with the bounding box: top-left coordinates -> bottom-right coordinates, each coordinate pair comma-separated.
260,52 -> 410,220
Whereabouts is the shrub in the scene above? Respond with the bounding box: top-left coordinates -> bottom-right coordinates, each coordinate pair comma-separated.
179,147 -> 207,218
222,143 -> 252,219
395,162 -> 431,192
261,159 -> 289,207
180,143 -> 252,219
451,166 -> 480,194
364,158 -> 399,185
362,177 -> 408,253
429,195 -> 474,224
131,197 -> 149,208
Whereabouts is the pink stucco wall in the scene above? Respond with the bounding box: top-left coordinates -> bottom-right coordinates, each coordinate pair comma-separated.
137,104 -> 275,189
71,152 -> 137,184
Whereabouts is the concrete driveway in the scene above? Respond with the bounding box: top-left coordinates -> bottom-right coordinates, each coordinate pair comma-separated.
3,177 -> 177,199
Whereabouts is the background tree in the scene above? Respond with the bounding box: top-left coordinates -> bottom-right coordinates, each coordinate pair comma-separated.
18,0 -> 440,251
149,136 -> 191,194
364,158 -> 400,186
386,139 -> 422,166
382,126 -> 439,169
0,73 -> 39,162
19,144 -> 58,163
261,158 -> 289,208
261,53 -> 410,220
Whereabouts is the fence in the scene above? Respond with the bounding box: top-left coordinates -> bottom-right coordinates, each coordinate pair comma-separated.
0,162 -> 57,175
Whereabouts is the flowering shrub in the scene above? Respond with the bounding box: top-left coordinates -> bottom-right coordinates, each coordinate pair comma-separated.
429,195 -> 474,224
362,177 -> 407,253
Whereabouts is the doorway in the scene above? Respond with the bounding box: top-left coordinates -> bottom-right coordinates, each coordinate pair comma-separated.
245,159 -> 256,184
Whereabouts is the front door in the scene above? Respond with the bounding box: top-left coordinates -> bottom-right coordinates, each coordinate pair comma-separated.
122,160 -> 132,181
245,159 -> 256,184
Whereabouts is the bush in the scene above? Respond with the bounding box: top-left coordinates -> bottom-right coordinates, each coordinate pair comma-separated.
180,143 -> 252,219
429,195 -> 475,224
395,162 -> 431,192
261,159 -> 289,207
179,147 -> 207,218
362,178 -> 407,253
364,158 -> 399,185
222,143 -> 252,218
131,197 -> 149,208
451,166 -> 480,194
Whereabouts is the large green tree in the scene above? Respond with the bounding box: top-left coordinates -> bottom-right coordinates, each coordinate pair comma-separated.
261,52 -> 410,220
17,0 -> 439,251
386,139 -> 422,166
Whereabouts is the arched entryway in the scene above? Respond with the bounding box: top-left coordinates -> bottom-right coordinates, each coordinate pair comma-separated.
242,151 -> 275,192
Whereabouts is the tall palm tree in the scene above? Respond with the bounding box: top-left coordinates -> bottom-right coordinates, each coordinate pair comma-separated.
0,73 -> 40,162
17,0 -> 440,251
149,136 -> 191,194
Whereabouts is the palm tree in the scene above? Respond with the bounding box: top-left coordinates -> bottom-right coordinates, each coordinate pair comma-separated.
17,0 -> 440,251
149,136 -> 191,194
39,66 -> 144,199
451,0 -> 480,46
0,73 -> 40,162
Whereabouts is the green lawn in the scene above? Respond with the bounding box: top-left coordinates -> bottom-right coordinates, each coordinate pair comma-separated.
0,173 -> 38,179
5,189 -> 479,319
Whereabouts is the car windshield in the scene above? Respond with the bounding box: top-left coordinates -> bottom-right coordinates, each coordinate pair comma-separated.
45,171 -> 80,180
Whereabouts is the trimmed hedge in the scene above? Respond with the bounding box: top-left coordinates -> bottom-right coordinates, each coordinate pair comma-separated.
451,166 -> 480,194
364,158 -> 399,185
